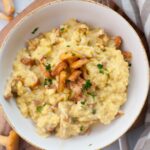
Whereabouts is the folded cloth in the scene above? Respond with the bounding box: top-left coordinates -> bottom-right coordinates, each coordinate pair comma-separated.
113,0 -> 150,150
114,0 -> 150,49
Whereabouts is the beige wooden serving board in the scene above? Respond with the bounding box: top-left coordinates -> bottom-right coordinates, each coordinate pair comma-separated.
0,0 -> 149,130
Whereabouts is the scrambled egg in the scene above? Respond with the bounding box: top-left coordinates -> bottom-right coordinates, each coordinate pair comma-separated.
4,19 -> 129,138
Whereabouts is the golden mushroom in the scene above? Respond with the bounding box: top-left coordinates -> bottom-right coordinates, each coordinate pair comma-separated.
2,0 -> 15,16
0,12 -> 12,21
0,130 -> 19,150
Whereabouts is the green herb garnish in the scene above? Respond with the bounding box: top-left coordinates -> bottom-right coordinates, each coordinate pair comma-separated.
81,101 -> 86,105
97,64 -> 103,69
36,106 -> 43,113
80,126 -> 84,131
45,64 -> 51,71
60,27 -> 65,32
82,80 -> 92,91
92,109 -> 96,114
44,78 -> 52,86
31,27 -> 39,34
36,104 -> 46,113
99,70 -> 104,74
97,64 -> 104,74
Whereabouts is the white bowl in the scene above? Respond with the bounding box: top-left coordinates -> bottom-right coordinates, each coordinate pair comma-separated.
0,0 -> 149,149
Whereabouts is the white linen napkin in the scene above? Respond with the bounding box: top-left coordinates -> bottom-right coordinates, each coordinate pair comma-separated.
113,0 -> 150,150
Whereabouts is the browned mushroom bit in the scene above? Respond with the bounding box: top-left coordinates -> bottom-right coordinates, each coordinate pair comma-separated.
51,61 -> 68,77
116,110 -> 124,117
20,57 -> 35,66
67,57 -> 79,66
69,77 -> 85,101
70,58 -> 88,69
114,36 -> 122,48
81,67 -> 88,79
122,51 -> 132,62
68,70 -> 82,82
0,130 -> 19,150
58,71 -> 67,92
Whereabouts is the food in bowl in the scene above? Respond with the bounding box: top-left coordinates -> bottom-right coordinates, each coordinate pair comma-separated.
4,19 -> 131,138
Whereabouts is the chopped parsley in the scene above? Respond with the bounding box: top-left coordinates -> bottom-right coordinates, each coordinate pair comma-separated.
82,80 -> 92,91
97,63 -> 109,75
45,64 -> 51,71
44,78 -> 52,86
81,101 -> 86,105
31,27 -> 39,34
97,64 -> 104,74
36,106 -> 43,113
92,109 -> 96,114
66,45 -> 70,47
36,104 -> 46,113
97,63 -> 103,69
60,27 -> 65,32
80,126 -> 84,131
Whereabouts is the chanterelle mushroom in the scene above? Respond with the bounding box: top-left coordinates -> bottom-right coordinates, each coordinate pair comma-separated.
0,130 -> 19,150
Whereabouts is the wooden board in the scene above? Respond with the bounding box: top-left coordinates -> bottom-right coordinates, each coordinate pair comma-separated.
0,0 -> 149,129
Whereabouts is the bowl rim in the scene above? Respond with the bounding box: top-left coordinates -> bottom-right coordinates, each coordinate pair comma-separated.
0,0 -> 149,149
